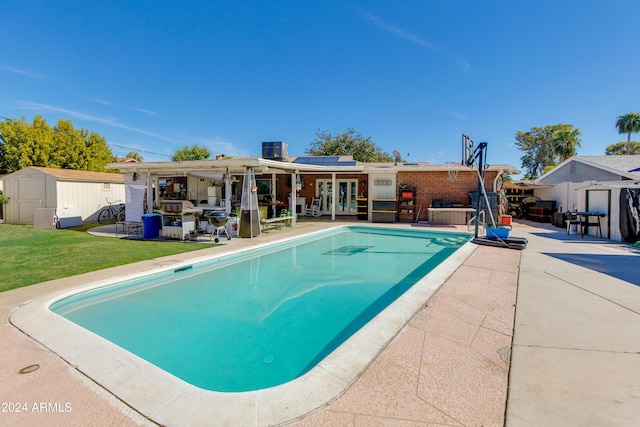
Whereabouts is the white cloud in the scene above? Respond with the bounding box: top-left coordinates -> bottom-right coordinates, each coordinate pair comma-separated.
173,132 -> 250,157
358,10 -> 470,70
15,101 -> 174,143
203,139 -> 250,157
85,97 -> 160,117
15,101 -> 248,159
427,106 -> 467,121
0,64 -> 47,79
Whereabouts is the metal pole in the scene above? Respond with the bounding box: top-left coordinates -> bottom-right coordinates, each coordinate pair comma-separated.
473,142 -> 487,238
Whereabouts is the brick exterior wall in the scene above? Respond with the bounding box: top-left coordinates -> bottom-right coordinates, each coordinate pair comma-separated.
397,170 -> 497,222
256,171 -> 497,222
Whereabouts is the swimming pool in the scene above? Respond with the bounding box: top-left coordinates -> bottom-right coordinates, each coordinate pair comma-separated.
13,225 -> 474,426
51,226 -> 469,391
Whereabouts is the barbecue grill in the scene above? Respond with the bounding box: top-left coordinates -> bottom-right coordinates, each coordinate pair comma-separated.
159,200 -> 197,240
209,211 -> 231,243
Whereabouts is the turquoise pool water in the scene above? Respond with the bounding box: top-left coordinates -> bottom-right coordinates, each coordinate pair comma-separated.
51,226 -> 469,392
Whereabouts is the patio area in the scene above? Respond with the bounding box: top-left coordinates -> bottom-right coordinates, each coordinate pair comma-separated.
1,219 -> 639,426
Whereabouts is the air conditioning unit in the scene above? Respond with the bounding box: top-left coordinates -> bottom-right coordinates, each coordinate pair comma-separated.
262,141 -> 288,160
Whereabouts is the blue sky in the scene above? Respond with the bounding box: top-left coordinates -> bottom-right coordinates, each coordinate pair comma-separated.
2,1 -> 639,176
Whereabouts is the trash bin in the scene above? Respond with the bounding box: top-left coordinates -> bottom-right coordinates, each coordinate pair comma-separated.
141,213 -> 161,239
552,212 -> 566,228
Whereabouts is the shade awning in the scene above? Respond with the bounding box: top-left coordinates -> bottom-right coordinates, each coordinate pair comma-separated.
503,180 -> 549,190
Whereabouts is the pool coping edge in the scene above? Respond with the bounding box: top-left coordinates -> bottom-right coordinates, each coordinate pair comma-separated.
9,226 -> 476,426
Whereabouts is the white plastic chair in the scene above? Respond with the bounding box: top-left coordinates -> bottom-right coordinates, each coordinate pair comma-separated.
305,197 -> 321,217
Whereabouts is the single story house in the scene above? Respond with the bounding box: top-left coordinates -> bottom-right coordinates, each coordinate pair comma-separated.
1,166 -> 125,225
107,142 -> 519,230
533,155 -> 640,241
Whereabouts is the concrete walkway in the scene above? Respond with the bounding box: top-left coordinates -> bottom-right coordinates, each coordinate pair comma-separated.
292,238 -> 519,426
506,221 -> 640,426
1,220 -> 639,426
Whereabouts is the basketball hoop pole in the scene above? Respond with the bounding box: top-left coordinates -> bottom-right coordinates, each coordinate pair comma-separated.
472,142 -> 488,238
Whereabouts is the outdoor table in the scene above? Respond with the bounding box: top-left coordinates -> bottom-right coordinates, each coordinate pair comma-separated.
576,212 -> 605,238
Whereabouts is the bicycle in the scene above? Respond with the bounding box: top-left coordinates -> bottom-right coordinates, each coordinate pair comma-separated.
98,199 -> 125,224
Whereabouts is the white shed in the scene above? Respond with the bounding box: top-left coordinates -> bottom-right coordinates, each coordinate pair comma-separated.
1,166 -> 125,225
534,155 -> 640,240
571,181 -> 640,242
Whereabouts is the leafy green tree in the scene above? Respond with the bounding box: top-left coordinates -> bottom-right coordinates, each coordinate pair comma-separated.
605,141 -> 640,155
81,130 -> 113,171
615,112 -> 640,155
306,128 -> 393,162
552,127 -> 581,161
0,115 -> 113,174
126,151 -> 143,161
171,144 -> 211,161
51,119 -> 82,169
1,117 -> 28,172
515,124 -> 580,180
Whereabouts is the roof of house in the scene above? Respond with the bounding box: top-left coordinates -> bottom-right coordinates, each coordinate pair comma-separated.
537,155 -> 640,182
17,167 -> 124,183
576,155 -> 640,174
108,156 -> 520,175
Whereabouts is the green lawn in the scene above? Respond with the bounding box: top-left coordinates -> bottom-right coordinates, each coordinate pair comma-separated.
0,223 -> 212,293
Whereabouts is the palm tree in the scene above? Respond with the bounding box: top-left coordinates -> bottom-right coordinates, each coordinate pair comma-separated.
553,127 -> 581,161
126,151 -> 143,161
615,112 -> 640,155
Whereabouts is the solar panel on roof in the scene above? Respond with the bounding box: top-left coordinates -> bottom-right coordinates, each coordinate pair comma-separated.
292,156 -> 355,166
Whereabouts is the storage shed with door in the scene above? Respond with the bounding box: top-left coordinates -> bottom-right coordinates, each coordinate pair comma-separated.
1,166 -> 125,225
534,155 -> 640,240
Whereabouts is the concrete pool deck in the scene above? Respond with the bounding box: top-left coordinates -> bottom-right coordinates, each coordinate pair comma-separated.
1,220 -> 639,426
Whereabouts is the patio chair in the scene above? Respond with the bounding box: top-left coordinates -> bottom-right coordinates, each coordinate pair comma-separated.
305,197 -> 321,217
566,211 -> 580,235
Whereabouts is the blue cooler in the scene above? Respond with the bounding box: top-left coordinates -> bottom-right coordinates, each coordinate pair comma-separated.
141,213 -> 161,239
